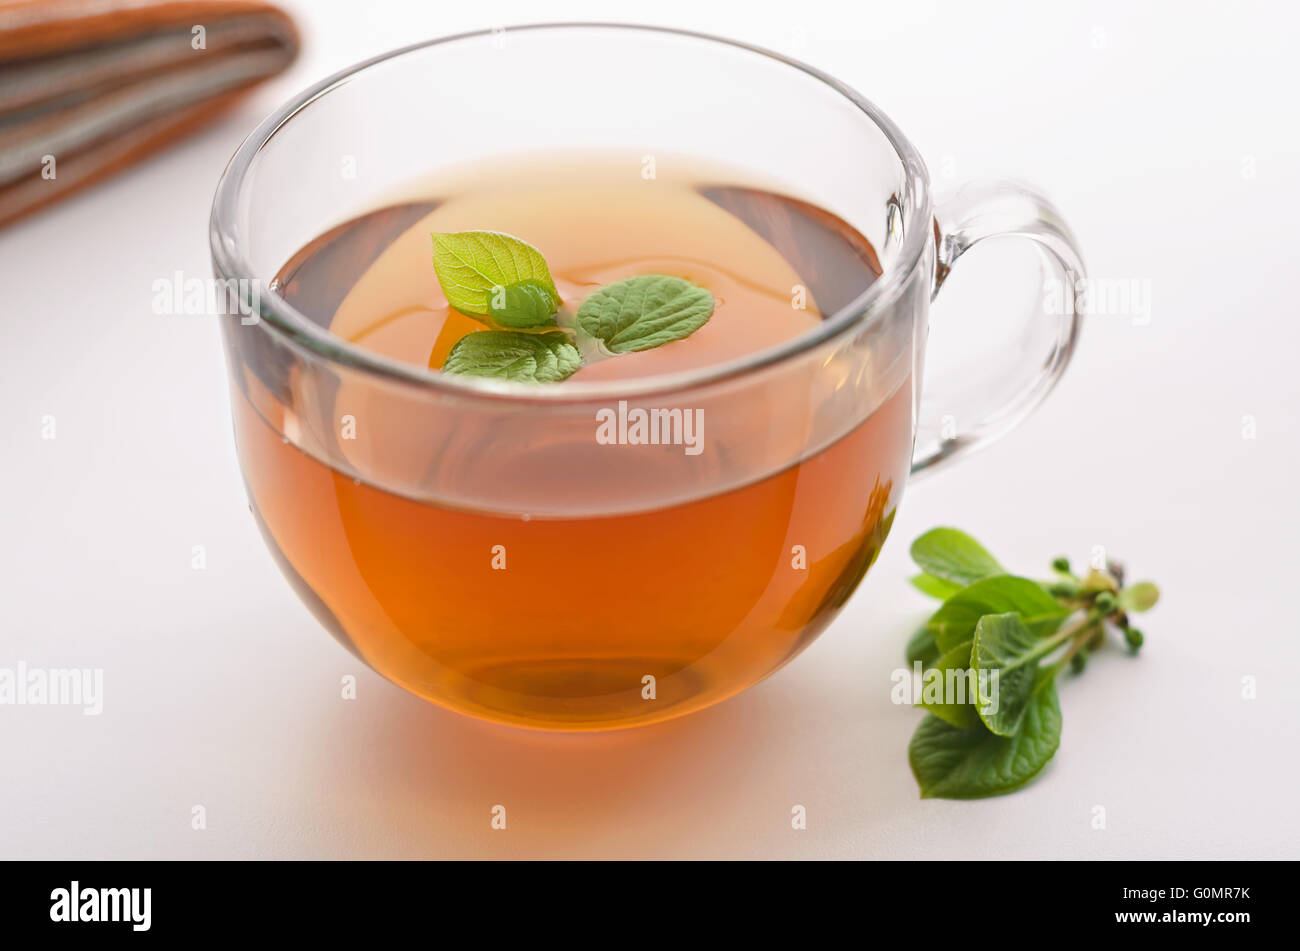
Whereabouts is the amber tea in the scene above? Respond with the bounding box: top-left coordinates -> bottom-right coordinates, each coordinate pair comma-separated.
228,155 -> 914,729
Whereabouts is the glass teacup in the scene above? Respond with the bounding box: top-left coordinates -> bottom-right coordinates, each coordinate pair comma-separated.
210,24 -> 1084,730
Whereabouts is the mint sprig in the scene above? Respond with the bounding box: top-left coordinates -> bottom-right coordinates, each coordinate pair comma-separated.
430,231 -> 715,383
442,331 -> 581,383
910,669 -> 1062,800
905,527 -> 1160,800
575,275 -> 714,353
431,231 -> 559,317
487,280 -> 559,328
910,527 -> 1004,588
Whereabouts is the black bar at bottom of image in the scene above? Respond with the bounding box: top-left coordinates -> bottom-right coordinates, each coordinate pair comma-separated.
0,860 -> 1280,937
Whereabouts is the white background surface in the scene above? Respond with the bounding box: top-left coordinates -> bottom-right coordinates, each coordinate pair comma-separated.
2,0 -> 1298,859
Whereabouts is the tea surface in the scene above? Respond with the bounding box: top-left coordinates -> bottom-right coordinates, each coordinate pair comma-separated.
325,158 -> 884,381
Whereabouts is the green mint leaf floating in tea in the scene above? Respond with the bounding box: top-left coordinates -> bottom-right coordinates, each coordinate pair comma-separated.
428,234 -> 717,380
902,529 -> 1161,799
909,527 -> 1005,587
909,670 -> 1062,800
576,274 -> 714,353
487,280 -> 559,328
431,231 -> 560,316
442,331 -> 581,383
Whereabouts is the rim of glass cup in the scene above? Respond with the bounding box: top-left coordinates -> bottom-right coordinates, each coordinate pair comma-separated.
210,22 -> 932,402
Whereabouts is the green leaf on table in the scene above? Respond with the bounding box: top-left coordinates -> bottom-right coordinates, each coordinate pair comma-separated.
927,575 -> 1070,653
910,572 -> 964,601
909,671 -> 1062,799
1118,582 -> 1160,614
905,626 -> 940,667
909,528 -> 1004,586
971,612 -> 1044,737
432,231 -> 559,316
918,639 -> 983,730
576,275 -> 714,353
487,279 -> 558,328
442,331 -> 581,383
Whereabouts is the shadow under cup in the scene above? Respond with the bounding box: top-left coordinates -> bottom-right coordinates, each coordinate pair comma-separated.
211,25 -> 936,730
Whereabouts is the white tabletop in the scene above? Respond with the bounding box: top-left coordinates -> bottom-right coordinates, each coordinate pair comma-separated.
2,0 -> 1297,859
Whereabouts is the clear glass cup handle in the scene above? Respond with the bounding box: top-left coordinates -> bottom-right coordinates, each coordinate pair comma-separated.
912,181 -> 1086,474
